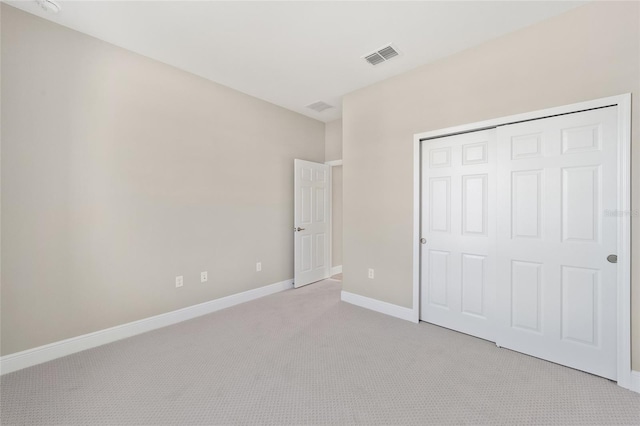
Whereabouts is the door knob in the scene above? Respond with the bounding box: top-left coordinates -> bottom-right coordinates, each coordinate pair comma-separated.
420,238 -> 427,244
607,254 -> 617,264
296,227 -> 306,232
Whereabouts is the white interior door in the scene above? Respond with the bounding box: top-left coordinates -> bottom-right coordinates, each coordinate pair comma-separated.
495,107 -> 618,379
294,159 -> 330,288
420,129 -> 497,342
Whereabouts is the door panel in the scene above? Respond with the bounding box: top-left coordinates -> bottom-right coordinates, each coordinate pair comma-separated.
420,129 -> 497,342
495,106 -> 618,379
294,159 -> 330,288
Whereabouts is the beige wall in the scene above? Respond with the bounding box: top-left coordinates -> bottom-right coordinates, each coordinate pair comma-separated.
342,2 -> 640,368
325,119 -> 342,162
0,5 -> 325,356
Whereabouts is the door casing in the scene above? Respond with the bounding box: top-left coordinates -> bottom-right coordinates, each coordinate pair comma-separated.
412,94 -> 632,390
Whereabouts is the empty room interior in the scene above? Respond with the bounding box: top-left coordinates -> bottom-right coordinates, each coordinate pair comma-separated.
1,1 -> 640,424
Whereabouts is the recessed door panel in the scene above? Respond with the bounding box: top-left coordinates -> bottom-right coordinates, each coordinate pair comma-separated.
301,187 -> 312,224
561,266 -> 598,346
430,147 -> 451,168
562,124 -> 601,154
511,134 -> 542,159
301,235 -> 312,272
462,142 -> 487,165
301,167 -> 312,181
430,177 -> 450,232
315,187 -> 326,223
512,170 -> 542,239
562,166 -> 599,243
428,250 -> 449,308
462,174 -> 487,235
511,260 -> 542,333
461,254 -> 485,317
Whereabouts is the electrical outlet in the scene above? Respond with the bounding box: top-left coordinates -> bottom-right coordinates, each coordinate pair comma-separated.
201,271 -> 208,283
256,262 -> 262,272
368,268 -> 375,279
175,275 -> 184,288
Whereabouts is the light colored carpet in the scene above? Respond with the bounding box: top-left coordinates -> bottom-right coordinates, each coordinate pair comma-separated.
1,279 -> 639,425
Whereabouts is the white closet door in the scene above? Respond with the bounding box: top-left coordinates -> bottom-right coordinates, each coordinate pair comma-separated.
421,129 -> 497,342
495,107 -> 618,379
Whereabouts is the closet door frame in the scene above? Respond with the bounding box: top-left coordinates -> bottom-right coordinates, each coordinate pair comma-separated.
412,93 -> 631,390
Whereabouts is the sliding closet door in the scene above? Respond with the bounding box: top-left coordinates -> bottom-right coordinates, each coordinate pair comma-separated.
495,107 -> 618,379
420,129 -> 497,342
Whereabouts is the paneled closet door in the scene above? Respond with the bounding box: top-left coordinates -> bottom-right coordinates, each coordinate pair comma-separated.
495,107 -> 618,379
420,129 -> 497,342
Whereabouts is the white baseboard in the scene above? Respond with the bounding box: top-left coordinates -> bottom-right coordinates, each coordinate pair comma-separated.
341,290 -> 416,323
0,279 -> 294,375
330,265 -> 342,276
630,370 -> 640,393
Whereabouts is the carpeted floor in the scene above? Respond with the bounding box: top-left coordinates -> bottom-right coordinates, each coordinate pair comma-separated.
1,278 -> 639,425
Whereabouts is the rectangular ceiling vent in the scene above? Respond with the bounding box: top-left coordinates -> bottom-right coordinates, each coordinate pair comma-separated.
306,101 -> 334,113
364,44 -> 400,66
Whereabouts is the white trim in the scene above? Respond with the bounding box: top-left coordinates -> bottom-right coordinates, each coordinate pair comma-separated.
414,94 -> 626,141
615,93 -> 632,389
412,138 -> 421,323
341,291 -> 415,322
0,279 -> 294,375
327,159 -> 342,282
630,371 -> 640,394
329,165 -> 333,280
413,93 -> 632,389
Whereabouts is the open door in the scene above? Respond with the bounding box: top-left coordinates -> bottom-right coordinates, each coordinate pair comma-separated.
294,159 -> 330,288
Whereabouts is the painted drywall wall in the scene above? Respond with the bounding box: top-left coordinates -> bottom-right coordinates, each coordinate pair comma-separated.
325,119 -> 343,269
0,5 -> 325,356
325,119 -> 342,162
342,1 -> 640,368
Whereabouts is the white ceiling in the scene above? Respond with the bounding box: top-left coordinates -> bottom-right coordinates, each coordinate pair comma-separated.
6,1 -> 585,122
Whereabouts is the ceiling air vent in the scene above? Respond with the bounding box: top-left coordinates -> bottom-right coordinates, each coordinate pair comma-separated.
306,101 -> 334,113
364,44 -> 400,66
364,52 -> 385,66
